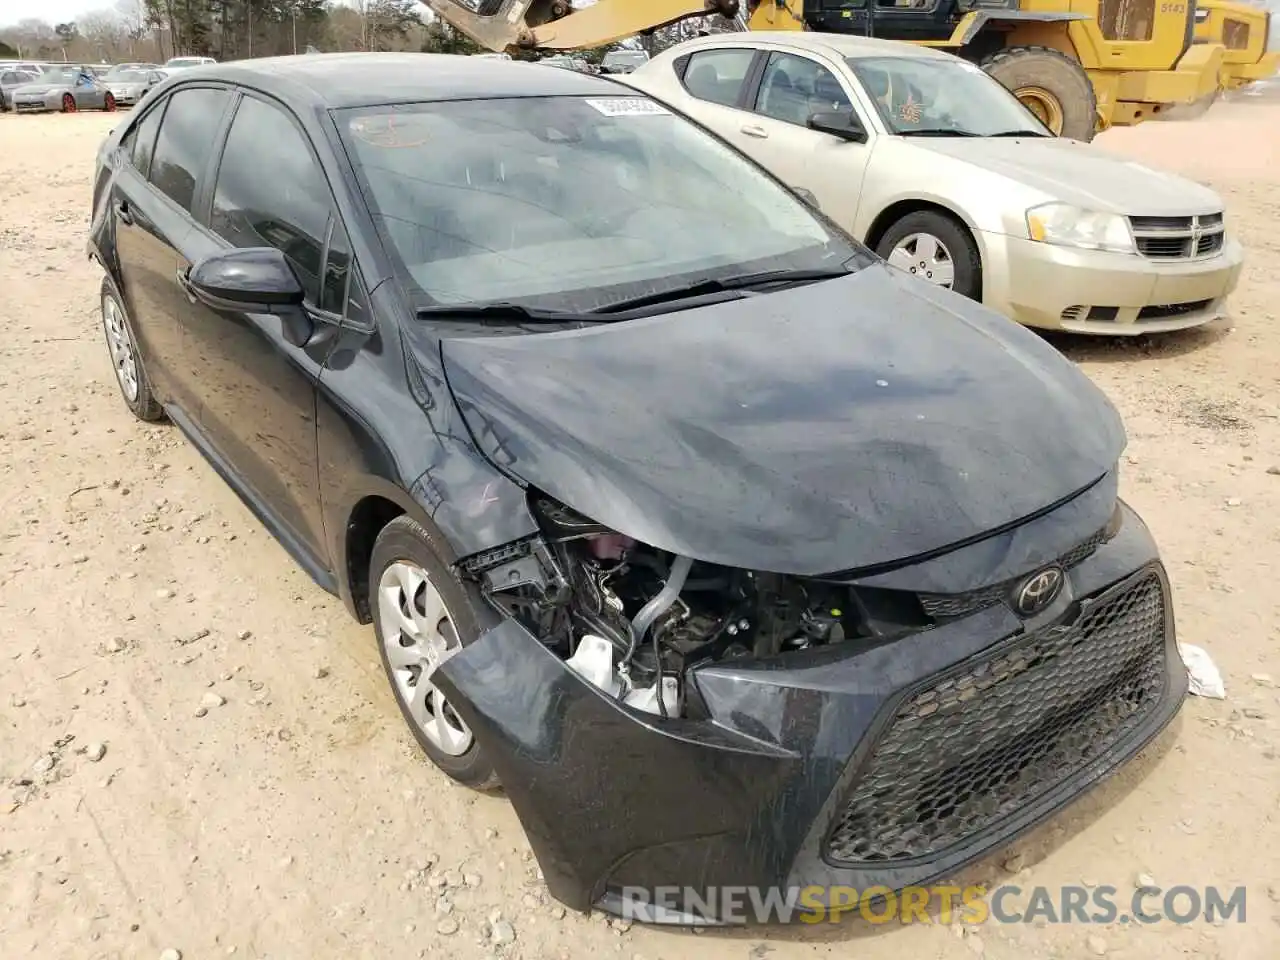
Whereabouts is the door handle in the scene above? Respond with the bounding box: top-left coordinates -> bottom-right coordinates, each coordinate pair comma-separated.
740,125 -> 768,139
114,200 -> 133,225
175,268 -> 197,304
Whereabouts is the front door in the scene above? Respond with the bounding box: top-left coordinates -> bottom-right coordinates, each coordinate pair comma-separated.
177,91 -> 340,567
735,50 -> 876,231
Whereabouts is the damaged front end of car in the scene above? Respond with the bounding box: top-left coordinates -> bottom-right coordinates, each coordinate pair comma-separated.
428,487 -> 1186,924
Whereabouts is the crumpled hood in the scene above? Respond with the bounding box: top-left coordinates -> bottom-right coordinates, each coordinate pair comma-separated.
908,136 -> 1223,216
436,266 -> 1125,575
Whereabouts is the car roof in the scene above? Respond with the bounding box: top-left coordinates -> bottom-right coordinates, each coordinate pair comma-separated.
663,30 -> 955,62
179,52 -> 625,109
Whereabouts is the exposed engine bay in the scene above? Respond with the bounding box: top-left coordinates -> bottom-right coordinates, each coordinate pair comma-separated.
465,495 -> 924,718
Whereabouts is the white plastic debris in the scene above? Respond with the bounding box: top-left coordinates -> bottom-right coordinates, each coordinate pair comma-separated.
565,635 -> 621,698
1179,644 -> 1225,699
624,676 -> 680,717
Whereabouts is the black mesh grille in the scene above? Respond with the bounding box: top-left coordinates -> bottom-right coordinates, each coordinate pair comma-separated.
919,527 -> 1109,621
825,572 -> 1168,865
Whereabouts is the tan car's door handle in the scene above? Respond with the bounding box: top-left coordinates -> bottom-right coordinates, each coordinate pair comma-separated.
740,124 -> 768,139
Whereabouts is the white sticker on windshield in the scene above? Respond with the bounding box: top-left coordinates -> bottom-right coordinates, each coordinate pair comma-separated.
584,97 -> 670,117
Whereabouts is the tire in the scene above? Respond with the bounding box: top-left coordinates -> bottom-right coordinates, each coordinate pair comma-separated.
61,92 -> 77,113
875,210 -> 982,302
981,45 -> 1097,142
369,516 -> 500,791
100,278 -> 165,422
103,93 -> 117,112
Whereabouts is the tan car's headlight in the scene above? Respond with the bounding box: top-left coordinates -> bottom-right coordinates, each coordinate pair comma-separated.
1026,202 -> 1135,254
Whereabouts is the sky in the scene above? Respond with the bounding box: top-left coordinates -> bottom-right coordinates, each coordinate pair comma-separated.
0,1 -> 435,29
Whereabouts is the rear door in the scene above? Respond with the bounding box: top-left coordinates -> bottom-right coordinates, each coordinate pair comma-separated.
665,46 -> 763,156
107,86 -> 233,416
735,50 -> 874,229
176,90 -> 342,568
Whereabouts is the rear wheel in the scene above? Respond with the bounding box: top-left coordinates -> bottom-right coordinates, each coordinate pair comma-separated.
101,278 -> 164,422
981,45 -> 1097,142
61,92 -> 77,113
103,92 -> 117,112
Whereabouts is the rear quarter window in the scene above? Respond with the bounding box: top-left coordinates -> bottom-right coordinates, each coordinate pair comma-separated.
680,49 -> 756,108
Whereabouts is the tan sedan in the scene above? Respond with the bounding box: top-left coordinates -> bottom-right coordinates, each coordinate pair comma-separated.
623,32 -> 1243,335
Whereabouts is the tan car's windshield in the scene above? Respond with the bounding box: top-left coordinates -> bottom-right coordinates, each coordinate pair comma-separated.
849,57 -> 1051,138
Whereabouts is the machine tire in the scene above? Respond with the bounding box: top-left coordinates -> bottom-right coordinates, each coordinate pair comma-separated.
981,45 -> 1097,142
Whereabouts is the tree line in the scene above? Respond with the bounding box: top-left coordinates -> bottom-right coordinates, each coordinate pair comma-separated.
0,0 -> 740,64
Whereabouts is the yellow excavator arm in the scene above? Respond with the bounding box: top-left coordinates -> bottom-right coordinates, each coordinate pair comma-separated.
421,0 -> 741,52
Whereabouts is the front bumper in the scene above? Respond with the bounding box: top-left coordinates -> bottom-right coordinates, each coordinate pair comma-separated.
13,94 -> 61,113
981,231 -> 1244,334
433,502 -> 1185,923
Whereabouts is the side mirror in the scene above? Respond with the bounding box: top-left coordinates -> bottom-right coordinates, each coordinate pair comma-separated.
186,247 -> 313,346
807,110 -> 867,143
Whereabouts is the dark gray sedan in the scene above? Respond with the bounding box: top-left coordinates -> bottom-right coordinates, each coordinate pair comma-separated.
11,64 -> 118,113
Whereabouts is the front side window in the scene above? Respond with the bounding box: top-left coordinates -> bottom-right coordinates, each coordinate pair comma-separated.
210,95 -> 332,303
341,95 -> 867,311
849,56 -> 1050,137
755,52 -> 853,126
149,87 -> 231,212
681,49 -> 756,108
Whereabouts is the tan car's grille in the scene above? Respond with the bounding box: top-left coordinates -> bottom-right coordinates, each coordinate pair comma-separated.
1129,213 -> 1225,261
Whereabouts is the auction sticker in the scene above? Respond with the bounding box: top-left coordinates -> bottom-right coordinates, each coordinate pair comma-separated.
584,97 -> 671,117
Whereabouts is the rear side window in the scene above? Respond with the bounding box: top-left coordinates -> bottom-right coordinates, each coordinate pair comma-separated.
149,86 -> 231,213
127,101 -> 166,178
210,95 -> 333,304
681,49 -> 756,108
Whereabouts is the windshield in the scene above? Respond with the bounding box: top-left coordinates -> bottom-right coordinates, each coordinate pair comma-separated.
848,56 -> 1051,137
37,66 -> 82,85
340,96 -> 866,312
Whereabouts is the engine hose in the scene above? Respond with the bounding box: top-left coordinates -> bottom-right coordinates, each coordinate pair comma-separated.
622,554 -> 694,669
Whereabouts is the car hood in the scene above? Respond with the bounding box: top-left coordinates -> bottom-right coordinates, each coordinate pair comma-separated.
434,265 -> 1125,575
14,84 -> 60,95
906,136 -> 1224,216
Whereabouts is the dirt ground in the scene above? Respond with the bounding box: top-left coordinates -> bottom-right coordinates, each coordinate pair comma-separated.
1,96 -> 1278,960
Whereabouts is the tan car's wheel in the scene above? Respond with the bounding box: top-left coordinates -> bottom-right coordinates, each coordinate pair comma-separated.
875,210 -> 982,302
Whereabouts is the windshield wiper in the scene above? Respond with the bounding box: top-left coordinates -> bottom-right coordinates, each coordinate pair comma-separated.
415,302 -> 588,324
898,129 -> 979,138
987,129 -> 1051,138
590,267 -> 852,315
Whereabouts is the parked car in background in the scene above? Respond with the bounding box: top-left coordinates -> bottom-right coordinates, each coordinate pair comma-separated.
10,64 -> 119,113
625,32 -> 1244,335
163,55 -> 217,70
86,63 -> 114,77
600,49 -> 649,74
104,65 -> 168,107
538,54 -> 595,74
89,53 -> 1185,923
0,68 -> 40,111
104,62 -> 161,79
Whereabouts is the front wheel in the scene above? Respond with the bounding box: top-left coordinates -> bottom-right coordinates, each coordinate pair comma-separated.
61,93 -> 77,113
103,93 -> 117,112
370,516 -> 499,790
875,210 -> 982,302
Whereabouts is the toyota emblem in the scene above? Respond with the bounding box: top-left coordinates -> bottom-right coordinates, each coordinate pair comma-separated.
1013,566 -> 1065,617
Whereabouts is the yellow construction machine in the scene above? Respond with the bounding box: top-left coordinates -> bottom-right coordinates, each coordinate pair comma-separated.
425,0 -> 1229,141
1195,0 -> 1277,89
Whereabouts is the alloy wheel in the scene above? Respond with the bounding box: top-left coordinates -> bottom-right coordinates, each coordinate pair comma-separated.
104,93 -> 117,112
62,93 -> 76,113
103,295 -> 139,402
886,233 -> 956,289
376,561 -> 474,756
